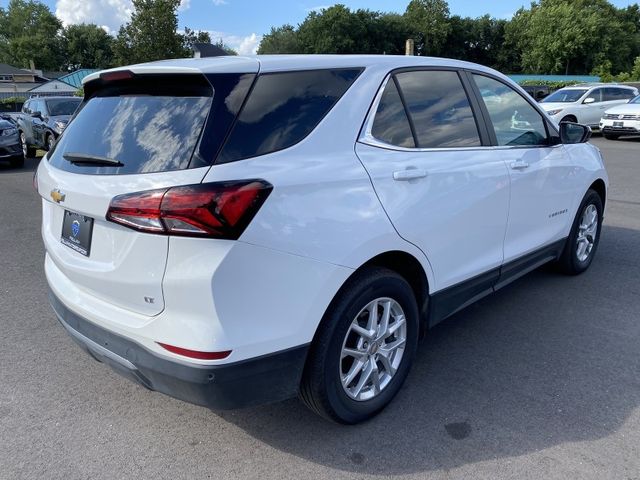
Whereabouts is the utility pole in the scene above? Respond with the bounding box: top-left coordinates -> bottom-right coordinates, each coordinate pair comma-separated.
405,39 -> 415,56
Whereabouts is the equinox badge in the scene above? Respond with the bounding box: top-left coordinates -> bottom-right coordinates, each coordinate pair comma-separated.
50,189 -> 66,204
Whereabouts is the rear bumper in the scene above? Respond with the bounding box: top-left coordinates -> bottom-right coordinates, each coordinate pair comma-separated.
49,289 -> 309,409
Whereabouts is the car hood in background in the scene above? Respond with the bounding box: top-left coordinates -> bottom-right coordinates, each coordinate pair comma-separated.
603,103 -> 640,115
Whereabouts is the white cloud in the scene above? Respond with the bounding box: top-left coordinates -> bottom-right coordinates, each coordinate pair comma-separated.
55,0 -> 132,33
178,0 -> 191,11
209,31 -> 262,55
212,0 -> 228,5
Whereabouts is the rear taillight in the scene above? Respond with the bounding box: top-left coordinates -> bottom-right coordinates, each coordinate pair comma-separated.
106,180 -> 272,239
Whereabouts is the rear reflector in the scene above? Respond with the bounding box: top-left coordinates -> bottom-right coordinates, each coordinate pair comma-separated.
157,342 -> 231,360
106,180 -> 272,239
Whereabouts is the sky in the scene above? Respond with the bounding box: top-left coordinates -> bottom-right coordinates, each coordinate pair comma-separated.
1,0 -> 638,55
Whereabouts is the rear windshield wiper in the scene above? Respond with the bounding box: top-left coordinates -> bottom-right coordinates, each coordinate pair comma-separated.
63,152 -> 124,167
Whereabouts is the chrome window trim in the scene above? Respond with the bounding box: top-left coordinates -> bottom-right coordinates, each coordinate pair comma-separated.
359,71 -> 562,153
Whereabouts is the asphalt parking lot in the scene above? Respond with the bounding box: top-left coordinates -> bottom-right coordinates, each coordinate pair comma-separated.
1,136 -> 639,480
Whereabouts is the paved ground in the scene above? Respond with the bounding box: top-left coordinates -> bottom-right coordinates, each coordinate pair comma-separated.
1,137 -> 639,480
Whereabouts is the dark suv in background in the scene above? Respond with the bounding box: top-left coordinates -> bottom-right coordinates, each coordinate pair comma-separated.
18,96 -> 81,157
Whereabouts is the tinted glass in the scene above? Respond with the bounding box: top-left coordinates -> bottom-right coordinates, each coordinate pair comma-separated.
542,88 -> 588,103
371,79 -> 415,148
473,74 -> 548,147
587,88 -> 603,103
48,95 -> 211,174
218,68 -> 362,163
46,98 -> 81,116
395,70 -> 481,148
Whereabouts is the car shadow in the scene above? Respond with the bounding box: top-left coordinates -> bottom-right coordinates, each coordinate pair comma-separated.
0,155 -> 41,173
216,224 -> 640,475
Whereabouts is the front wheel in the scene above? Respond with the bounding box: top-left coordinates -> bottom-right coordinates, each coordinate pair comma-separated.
46,133 -> 55,151
20,132 -> 36,158
300,267 -> 419,424
603,134 -> 619,140
557,189 -> 603,275
9,155 -> 24,168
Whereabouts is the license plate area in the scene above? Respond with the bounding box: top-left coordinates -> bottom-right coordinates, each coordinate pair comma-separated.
613,121 -> 624,128
61,210 -> 94,257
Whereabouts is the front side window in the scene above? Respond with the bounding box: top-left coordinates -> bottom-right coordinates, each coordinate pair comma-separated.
218,68 -> 362,163
585,88 -> 604,103
395,70 -> 481,148
46,98 -> 81,116
473,74 -> 549,147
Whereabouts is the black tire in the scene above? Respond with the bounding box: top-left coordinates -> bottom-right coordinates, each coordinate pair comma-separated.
560,115 -> 577,124
557,189 -> 603,275
299,267 -> 419,424
20,132 -> 36,158
603,134 -> 619,140
9,155 -> 24,168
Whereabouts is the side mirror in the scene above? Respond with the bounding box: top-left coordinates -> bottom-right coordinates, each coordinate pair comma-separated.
31,111 -> 42,119
583,97 -> 595,104
560,122 -> 591,144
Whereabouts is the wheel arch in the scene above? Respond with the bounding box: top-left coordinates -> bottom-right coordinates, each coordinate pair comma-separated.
313,250 -> 431,345
589,178 -> 606,209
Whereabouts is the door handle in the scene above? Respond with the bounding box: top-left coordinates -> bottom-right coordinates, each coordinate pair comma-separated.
393,169 -> 427,181
510,160 -> 529,170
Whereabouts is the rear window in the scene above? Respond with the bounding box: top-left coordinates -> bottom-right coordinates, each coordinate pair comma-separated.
217,68 -> 362,164
48,73 -> 254,175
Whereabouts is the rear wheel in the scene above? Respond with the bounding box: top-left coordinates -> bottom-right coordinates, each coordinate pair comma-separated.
603,133 -> 620,140
300,267 -> 419,424
557,189 -> 603,275
20,132 -> 36,158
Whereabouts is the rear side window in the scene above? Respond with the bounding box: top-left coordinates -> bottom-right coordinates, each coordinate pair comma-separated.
371,78 -> 415,148
394,70 -> 481,148
217,68 -> 362,163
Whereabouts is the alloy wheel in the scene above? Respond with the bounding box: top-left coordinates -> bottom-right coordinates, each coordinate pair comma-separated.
576,204 -> 598,262
340,297 -> 407,401
20,133 -> 27,158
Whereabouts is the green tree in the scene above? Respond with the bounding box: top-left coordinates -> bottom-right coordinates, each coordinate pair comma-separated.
62,24 -> 114,70
181,27 -> 208,53
446,15 -> 508,69
505,0 -> 631,75
404,0 -> 450,56
0,0 -> 63,70
257,25 -> 302,54
113,0 -> 186,65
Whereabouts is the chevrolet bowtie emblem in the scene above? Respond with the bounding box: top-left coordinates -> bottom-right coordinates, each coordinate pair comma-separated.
50,189 -> 66,203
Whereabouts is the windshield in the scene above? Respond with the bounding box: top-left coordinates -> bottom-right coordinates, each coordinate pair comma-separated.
542,88 -> 588,103
46,98 -> 82,116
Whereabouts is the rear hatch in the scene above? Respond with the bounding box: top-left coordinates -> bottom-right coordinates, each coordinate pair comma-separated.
38,63 -> 258,316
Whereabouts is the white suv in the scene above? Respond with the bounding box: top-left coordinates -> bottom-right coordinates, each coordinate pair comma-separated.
38,55 -> 608,424
540,83 -> 638,127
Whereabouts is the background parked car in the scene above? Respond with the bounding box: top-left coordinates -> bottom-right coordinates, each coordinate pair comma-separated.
18,96 -> 82,157
540,84 -> 638,128
599,94 -> 640,140
0,114 -> 24,168
522,85 -> 551,102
